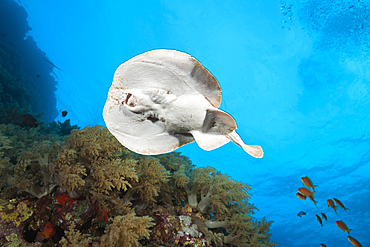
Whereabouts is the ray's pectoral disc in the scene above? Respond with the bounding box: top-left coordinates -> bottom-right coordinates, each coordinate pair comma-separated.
103,49 -> 263,158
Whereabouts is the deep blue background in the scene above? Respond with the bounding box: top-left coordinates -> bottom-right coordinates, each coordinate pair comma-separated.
7,0 -> 370,246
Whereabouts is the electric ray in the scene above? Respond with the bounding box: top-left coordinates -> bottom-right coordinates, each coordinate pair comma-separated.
103,49 -> 263,158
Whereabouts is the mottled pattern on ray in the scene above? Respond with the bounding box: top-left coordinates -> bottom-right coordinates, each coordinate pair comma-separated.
103,49 -> 263,158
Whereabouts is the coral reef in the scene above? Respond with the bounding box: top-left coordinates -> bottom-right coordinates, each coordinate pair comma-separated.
54,119 -> 80,136
0,123 -> 62,199
0,198 -> 41,247
59,223 -> 92,247
98,212 -> 154,247
0,122 -> 277,246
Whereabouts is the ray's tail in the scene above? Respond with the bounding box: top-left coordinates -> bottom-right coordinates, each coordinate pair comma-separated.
226,131 -> 264,158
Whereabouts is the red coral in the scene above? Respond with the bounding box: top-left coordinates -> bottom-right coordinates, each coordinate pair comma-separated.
54,193 -> 77,207
97,207 -> 109,223
52,188 -> 99,230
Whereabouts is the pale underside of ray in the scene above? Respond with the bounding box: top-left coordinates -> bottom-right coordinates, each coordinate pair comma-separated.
103,49 -> 263,158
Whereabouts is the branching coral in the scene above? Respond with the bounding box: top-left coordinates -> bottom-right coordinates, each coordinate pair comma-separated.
173,165 -> 251,214
166,162 -> 277,247
0,124 -> 62,198
122,156 -> 170,211
156,152 -> 193,206
46,126 -> 138,212
98,212 -> 154,247
46,126 -> 169,215
59,223 -> 92,247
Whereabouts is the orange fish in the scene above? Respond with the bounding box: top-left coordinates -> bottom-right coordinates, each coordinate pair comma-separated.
327,199 -> 338,215
296,192 -> 306,200
336,220 -> 351,235
315,214 -> 323,226
348,236 -> 362,247
308,195 -> 318,207
320,244 -> 327,247
298,187 -> 314,197
35,222 -> 56,242
333,198 -> 349,212
321,213 -> 327,221
301,176 -> 318,191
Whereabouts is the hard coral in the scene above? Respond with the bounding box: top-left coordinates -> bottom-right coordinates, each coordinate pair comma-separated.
0,198 -> 37,247
0,200 -> 33,227
144,204 -> 216,247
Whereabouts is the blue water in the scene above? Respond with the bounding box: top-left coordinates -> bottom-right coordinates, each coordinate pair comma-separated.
5,0 -> 370,246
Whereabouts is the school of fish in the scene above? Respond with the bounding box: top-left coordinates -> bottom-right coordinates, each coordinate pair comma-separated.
296,176 -> 362,247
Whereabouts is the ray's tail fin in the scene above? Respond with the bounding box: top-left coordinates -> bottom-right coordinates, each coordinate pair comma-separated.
227,131 -> 263,158
243,144 -> 264,158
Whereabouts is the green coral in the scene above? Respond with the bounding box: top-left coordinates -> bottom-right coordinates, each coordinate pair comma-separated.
5,233 -> 22,247
0,200 -> 33,227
